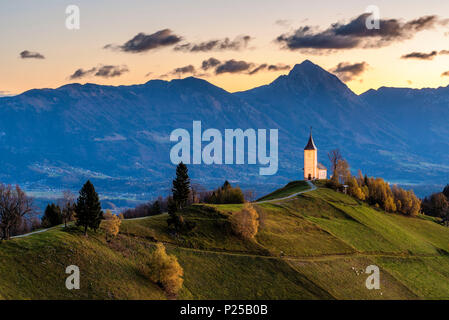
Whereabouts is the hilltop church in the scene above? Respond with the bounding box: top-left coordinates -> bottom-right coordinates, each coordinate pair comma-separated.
303,129 -> 327,180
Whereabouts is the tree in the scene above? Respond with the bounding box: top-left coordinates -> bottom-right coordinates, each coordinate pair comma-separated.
42,203 -> 62,227
148,242 -> 184,296
328,149 -> 342,178
168,163 -> 191,231
0,184 -> 34,240
172,162 -> 191,210
230,203 -> 259,239
59,190 -> 76,227
166,196 -> 178,227
347,176 -> 365,201
75,180 -> 103,235
423,193 -> 449,219
392,184 -> 421,216
152,200 -> 161,215
204,181 -> 245,204
443,185 -> 449,199
101,210 -> 121,241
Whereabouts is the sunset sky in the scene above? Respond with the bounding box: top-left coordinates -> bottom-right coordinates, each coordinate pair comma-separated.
2,0 -> 449,96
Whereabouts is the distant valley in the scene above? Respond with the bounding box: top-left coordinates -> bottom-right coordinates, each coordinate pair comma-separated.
1,60 -> 448,210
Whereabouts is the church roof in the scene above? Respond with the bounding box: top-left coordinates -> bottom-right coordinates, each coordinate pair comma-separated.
304,131 -> 317,150
317,162 -> 327,170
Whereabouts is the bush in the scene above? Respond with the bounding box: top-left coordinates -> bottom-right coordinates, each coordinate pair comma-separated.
230,203 -> 259,239
148,243 -> 184,296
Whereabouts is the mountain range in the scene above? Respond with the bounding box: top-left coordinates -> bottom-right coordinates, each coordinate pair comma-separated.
0,60 -> 448,209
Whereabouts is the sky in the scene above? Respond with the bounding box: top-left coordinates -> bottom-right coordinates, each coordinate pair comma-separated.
1,0 -> 449,96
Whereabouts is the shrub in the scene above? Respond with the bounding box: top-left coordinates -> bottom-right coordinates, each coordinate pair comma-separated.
230,203 -> 259,239
148,243 -> 184,296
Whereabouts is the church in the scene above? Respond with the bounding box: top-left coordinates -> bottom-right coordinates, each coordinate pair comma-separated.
303,129 -> 327,180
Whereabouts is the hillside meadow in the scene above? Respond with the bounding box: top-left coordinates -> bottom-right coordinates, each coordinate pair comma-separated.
1,182 -> 449,299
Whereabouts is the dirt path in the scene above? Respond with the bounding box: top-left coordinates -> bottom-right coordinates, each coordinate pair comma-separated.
12,181 -> 317,239
160,240 -> 439,262
254,180 -> 316,204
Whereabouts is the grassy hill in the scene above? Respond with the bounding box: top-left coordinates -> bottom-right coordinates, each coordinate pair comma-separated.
1,181 -> 449,299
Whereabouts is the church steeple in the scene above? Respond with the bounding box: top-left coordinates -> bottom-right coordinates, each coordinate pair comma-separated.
304,127 -> 317,150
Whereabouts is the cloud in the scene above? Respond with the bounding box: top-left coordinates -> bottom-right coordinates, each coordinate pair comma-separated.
201,57 -> 221,70
94,133 -> 127,142
440,50 -> 449,55
401,51 -> 438,60
215,60 -> 254,74
330,62 -> 369,82
267,63 -> 291,71
160,59 -> 290,78
69,67 -> 96,79
275,19 -> 292,28
160,64 -> 197,78
94,65 -> 129,78
174,35 -> 252,52
0,90 -> 12,97
105,29 -> 182,53
248,63 -> 291,75
201,59 -> 290,75
173,65 -> 195,75
276,14 -> 447,52
69,65 -> 129,80
20,50 -> 45,59
442,71 -> 449,77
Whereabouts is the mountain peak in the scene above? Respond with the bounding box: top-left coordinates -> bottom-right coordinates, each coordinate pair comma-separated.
289,60 -> 331,77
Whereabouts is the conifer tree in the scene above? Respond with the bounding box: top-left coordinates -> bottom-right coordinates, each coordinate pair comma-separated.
75,180 -> 103,235
42,203 -> 62,227
152,200 -> 161,215
172,162 -> 191,210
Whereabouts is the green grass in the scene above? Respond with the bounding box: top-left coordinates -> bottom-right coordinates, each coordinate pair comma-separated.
0,227 -> 166,299
254,203 -> 355,257
256,180 -> 310,201
288,257 -> 418,300
374,256 -> 449,299
172,247 -> 332,299
1,182 -> 449,299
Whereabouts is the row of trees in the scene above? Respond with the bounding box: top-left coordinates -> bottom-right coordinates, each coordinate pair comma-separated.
43,180 -> 103,235
0,180 -> 104,240
327,149 -> 421,216
42,190 -> 76,228
122,199 -> 162,219
422,185 -> 449,224
203,181 -> 245,204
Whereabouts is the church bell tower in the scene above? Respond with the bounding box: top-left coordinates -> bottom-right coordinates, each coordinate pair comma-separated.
303,127 -> 318,180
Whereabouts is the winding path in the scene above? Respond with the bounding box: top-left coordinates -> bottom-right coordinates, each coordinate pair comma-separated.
254,180 -> 316,204
11,181 -> 317,239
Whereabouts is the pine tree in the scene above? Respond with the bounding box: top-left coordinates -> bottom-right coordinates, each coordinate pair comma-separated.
222,180 -> 231,190
152,200 -> 161,215
42,203 -> 62,227
75,180 -> 103,235
172,162 -> 190,210
443,184 -> 449,199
